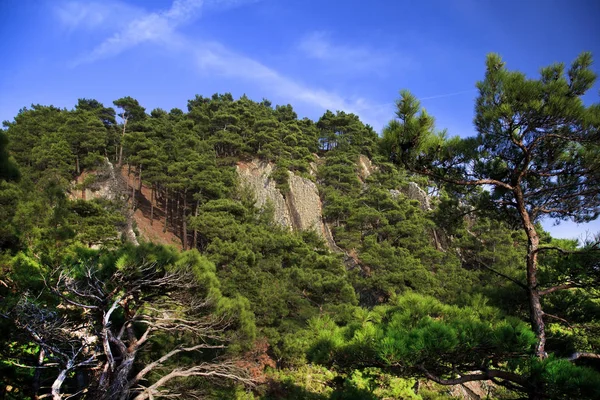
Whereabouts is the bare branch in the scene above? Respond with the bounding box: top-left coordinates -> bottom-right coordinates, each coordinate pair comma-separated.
477,261 -> 527,290
543,312 -> 573,328
13,263 -> 242,400
133,361 -> 255,400
131,344 -> 226,388
418,366 -> 528,388
539,282 -> 580,296
567,352 -> 600,361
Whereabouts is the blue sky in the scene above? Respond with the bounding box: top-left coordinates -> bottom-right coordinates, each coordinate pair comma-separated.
1,0 -> 599,240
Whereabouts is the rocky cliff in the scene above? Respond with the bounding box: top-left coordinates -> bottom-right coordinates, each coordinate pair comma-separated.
236,156 -> 435,255
390,182 -> 431,211
70,159 -> 139,246
357,154 -> 377,183
236,159 -> 331,239
236,160 -> 293,229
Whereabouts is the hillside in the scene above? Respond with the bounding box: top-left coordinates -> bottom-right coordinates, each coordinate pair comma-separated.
1,54 -> 599,400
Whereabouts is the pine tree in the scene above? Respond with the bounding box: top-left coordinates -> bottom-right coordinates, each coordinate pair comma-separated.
384,52 -> 600,399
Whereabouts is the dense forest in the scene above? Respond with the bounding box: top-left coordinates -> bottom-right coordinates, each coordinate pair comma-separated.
1,53 -> 599,400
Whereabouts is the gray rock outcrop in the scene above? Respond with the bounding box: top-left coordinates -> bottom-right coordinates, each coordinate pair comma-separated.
237,159 -> 332,246
390,182 -> 431,211
70,158 -> 138,246
236,160 -> 293,229
286,172 -> 324,233
358,154 -> 376,182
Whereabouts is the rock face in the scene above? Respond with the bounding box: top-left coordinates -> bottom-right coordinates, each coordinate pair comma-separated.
237,159 -> 331,243
237,157 -> 437,254
286,173 -> 324,232
390,182 -> 431,211
358,154 -> 376,182
70,158 -> 139,246
71,160 -> 122,202
236,160 -> 293,229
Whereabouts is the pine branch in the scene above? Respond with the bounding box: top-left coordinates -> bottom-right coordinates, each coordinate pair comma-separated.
543,312 -> 573,328
567,352 -> 600,361
539,282 -> 580,296
418,365 -> 528,388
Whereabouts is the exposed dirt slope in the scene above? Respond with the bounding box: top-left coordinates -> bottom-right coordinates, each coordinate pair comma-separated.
121,166 -> 183,250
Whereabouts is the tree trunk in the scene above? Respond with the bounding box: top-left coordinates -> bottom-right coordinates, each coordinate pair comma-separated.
110,351 -> 135,400
76,155 -> 80,175
131,167 -> 136,210
514,187 -> 545,358
138,164 -> 143,191
104,351 -> 137,400
150,186 -> 154,226
32,348 -> 45,399
176,194 -> 180,227
182,190 -> 188,250
117,118 -> 128,167
193,198 -> 199,249
164,189 -> 169,233
51,367 -> 69,400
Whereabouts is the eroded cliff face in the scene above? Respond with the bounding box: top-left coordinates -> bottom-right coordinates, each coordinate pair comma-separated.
286,173 -> 323,232
71,160 -> 122,202
236,159 -> 331,241
358,154 -> 377,182
236,160 -> 293,229
390,182 -> 431,211
70,158 -> 139,246
236,157 -> 437,253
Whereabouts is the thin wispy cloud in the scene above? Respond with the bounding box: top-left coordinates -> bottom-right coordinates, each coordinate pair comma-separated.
62,0 -> 204,65
56,0 -> 390,130
297,31 -> 408,75
420,89 -> 477,100
192,41 -> 390,128
54,0 -> 143,33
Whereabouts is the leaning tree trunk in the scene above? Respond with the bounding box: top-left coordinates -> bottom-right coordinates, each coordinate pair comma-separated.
51,366 -> 70,400
514,188 -> 546,358
104,352 -> 137,400
32,348 -> 45,399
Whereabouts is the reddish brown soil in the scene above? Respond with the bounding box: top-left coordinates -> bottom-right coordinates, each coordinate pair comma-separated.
122,166 -> 183,250
69,170 -> 95,200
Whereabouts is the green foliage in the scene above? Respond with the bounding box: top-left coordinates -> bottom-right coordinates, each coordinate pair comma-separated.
317,110 -> 378,156
526,356 -> 600,399
265,365 -> 420,400
2,81 -> 598,399
191,196 -> 358,361
307,293 -> 532,369
304,293 -> 599,399
0,130 -> 19,182
271,160 -> 291,194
